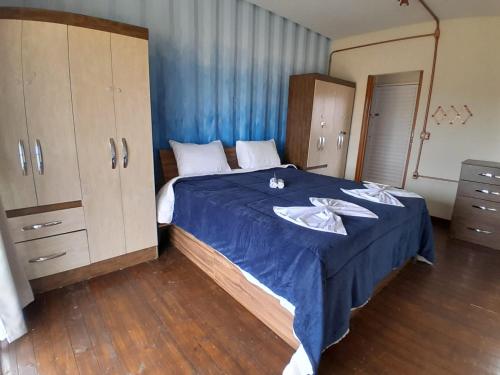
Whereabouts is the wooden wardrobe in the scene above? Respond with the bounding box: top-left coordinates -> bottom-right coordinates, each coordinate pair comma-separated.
285,74 -> 355,178
0,8 -> 157,292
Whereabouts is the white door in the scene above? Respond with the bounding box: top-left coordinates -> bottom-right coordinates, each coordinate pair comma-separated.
362,84 -> 418,187
69,26 -> 126,262
325,84 -> 354,178
22,21 -> 82,205
0,20 -> 37,210
111,33 -> 157,253
307,80 -> 334,168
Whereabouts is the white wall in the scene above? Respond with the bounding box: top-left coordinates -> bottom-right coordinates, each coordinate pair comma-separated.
331,17 -> 500,219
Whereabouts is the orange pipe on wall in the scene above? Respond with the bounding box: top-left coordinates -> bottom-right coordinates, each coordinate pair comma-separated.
328,0 -> 449,182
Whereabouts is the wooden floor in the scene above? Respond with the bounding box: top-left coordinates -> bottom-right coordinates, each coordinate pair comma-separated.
2,220 -> 500,374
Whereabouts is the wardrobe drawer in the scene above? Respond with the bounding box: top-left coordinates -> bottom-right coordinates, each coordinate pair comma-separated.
16,230 -> 90,280
8,207 -> 86,243
461,163 -> 500,186
451,219 -> 500,250
453,196 -> 500,224
457,181 -> 500,203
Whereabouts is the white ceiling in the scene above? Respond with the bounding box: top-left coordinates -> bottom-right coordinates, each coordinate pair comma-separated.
247,0 -> 500,39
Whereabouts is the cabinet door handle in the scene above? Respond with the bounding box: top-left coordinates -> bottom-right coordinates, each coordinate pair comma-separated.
18,140 -> 28,176
472,204 -> 497,212
321,136 -> 326,150
467,227 -> 492,235
22,220 -> 62,231
317,137 -> 322,151
34,139 -> 44,175
475,189 -> 500,196
109,138 -> 117,169
337,131 -> 346,150
122,138 -> 128,168
478,172 -> 500,179
29,251 -> 66,263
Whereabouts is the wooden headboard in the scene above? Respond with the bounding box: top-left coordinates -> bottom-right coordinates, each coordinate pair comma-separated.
160,147 -> 238,182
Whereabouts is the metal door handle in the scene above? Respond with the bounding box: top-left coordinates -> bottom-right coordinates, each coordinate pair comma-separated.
122,138 -> 128,168
22,220 -> 62,231
472,204 -> 497,212
18,140 -> 28,176
475,189 -> 500,196
321,136 -> 326,150
337,131 -> 347,150
29,251 -> 66,263
478,172 -> 500,179
317,137 -> 322,151
467,227 -> 492,235
109,138 -> 117,169
34,139 -> 44,175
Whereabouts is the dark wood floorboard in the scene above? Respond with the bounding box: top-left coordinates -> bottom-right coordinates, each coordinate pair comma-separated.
2,221 -> 500,374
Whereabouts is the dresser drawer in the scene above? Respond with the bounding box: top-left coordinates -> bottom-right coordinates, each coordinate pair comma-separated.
461,163 -> 500,186
451,219 -> 500,250
8,207 -> 86,243
16,230 -> 90,279
457,181 -> 500,203
452,196 -> 500,224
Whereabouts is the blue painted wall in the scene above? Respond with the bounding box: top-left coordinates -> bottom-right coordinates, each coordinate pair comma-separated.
2,0 -> 330,185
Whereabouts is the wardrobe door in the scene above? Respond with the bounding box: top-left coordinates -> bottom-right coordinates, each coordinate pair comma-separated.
111,33 -> 157,253
22,21 -> 82,205
307,80 -> 327,168
307,80 -> 336,169
328,84 -> 355,178
68,26 -> 126,262
0,20 -> 37,210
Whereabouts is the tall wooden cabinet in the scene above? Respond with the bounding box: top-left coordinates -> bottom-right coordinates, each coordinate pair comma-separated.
285,74 -> 355,178
0,8 -> 157,292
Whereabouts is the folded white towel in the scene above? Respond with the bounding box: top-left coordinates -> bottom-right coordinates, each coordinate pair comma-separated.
341,182 -> 423,207
273,198 -> 378,235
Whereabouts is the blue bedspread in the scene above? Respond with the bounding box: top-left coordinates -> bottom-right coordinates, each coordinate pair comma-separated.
171,167 -> 435,373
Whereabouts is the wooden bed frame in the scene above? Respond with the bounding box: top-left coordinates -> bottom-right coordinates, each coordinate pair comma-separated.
160,147 -> 409,350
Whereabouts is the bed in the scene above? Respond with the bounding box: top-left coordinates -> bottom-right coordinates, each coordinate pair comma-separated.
157,147 -> 435,374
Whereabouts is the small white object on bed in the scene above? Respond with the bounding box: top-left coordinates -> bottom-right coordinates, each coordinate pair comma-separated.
169,140 -> 231,177
236,139 -> 281,169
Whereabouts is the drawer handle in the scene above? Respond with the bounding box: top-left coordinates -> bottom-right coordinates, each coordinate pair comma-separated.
478,172 -> 500,179
475,189 -> 500,196
467,227 -> 492,235
29,251 -> 66,263
22,220 -> 62,231
472,204 -> 497,212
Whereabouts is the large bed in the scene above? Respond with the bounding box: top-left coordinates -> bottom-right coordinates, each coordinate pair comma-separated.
157,148 -> 435,374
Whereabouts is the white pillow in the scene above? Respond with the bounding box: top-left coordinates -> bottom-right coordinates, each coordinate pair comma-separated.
169,140 -> 231,177
236,139 -> 281,169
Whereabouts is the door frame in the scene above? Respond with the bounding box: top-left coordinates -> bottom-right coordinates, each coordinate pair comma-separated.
354,71 -> 423,188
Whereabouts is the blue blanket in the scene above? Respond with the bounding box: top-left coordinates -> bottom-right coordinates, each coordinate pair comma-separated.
171,167 -> 435,373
